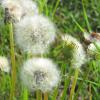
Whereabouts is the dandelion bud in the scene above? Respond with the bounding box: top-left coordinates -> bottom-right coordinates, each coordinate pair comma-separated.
62,34 -> 86,68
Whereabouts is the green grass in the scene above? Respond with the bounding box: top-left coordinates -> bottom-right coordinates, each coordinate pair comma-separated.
0,0 -> 100,100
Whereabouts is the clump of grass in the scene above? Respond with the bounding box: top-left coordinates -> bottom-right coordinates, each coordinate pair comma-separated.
0,0 -> 100,100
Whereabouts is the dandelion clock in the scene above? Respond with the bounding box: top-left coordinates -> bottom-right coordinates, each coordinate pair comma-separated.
20,58 -> 60,92
14,15 -> 56,54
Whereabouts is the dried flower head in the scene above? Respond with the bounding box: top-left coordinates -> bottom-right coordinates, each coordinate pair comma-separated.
84,32 -> 100,42
0,56 -> 10,73
1,0 -> 23,22
1,0 -> 39,22
84,32 -> 100,57
62,34 -> 86,68
14,15 -> 56,54
87,42 -> 100,57
20,58 -> 60,92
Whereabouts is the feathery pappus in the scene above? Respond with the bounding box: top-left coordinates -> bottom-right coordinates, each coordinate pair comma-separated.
20,58 -> 60,92
14,15 -> 56,54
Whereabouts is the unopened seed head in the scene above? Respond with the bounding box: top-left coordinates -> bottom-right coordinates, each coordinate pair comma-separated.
62,34 -> 86,68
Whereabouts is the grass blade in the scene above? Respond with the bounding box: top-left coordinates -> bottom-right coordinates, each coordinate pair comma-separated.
69,69 -> 79,100
82,0 -> 92,33
52,0 -> 60,19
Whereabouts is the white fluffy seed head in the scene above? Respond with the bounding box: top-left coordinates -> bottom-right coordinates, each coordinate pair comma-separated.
62,34 -> 86,68
17,0 -> 39,16
14,15 -> 56,54
20,58 -> 60,92
0,56 -> 10,73
1,0 -> 39,22
1,0 -> 23,22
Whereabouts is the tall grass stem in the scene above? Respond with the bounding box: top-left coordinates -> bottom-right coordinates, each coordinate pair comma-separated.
69,69 -> 79,100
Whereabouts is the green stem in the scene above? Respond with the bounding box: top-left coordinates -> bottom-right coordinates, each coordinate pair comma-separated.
52,87 -> 59,100
36,90 -> 42,100
52,63 -> 67,100
60,77 -> 70,100
60,69 -> 72,100
44,92 -> 48,100
89,84 -> 92,100
74,67 -> 90,100
69,69 -> 79,100
23,87 -> 28,100
8,22 -> 16,100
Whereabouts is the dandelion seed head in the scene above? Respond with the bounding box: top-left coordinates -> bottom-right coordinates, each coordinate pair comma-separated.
18,0 -> 39,16
62,34 -> 86,68
0,56 -> 10,73
20,58 -> 60,92
15,15 -> 56,54
1,0 -> 23,22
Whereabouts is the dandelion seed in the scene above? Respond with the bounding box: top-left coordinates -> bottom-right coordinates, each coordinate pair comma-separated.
14,15 -> 56,54
0,56 -> 10,73
62,34 -> 86,68
20,58 -> 60,92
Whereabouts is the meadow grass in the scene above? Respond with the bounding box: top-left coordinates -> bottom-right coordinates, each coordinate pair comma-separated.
0,0 -> 100,100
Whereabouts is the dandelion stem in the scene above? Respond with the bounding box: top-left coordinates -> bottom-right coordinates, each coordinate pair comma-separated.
52,87 -> 58,100
4,8 -> 16,100
8,22 -> 16,100
44,92 -> 48,100
89,84 -> 92,100
23,87 -> 28,100
74,66 -> 90,100
36,90 -> 42,100
60,70 -> 73,100
69,69 -> 79,100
